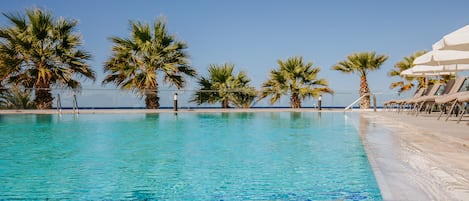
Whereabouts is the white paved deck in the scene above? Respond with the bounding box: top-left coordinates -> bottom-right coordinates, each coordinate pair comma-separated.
358,111 -> 469,200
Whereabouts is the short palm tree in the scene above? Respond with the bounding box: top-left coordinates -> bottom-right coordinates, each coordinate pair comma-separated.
192,63 -> 257,108
260,56 -> 333,108
0,8 -> 96,109
103,17 -> 196,109
333,51 -> 388,109
388,50 -> 427,94
0,86 -> 36,109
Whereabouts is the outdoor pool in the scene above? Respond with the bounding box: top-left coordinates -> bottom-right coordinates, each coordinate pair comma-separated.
0,112 -> 381,200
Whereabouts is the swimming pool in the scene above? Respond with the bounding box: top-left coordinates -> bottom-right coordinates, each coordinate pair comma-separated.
0,112 -> 381,200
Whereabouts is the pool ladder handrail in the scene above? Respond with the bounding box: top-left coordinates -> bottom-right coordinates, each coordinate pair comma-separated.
344,93 -> 377,112
72,93 -> 79,114
56,94 -> 62,114
56,93 -> 79,114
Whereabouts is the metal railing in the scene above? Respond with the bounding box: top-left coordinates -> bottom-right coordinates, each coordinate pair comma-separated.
56,93 -> 78,114
0,87 -> 412,110
72,93 -> 79,114
56,94 -> 62,113
344,93 -> 378,112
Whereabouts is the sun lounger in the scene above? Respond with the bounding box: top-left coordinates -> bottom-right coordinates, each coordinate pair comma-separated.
435,77 -> 469,121
410,77 -> 465,116
383,100 -> 396,111
405,83 -> 445,115
383,87 -> 427,111
416,78 -> 466,116
455,91 -> 469,124
398,85 -> 437,113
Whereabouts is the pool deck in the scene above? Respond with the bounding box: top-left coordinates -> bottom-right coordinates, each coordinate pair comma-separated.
1,108 -> 469,200
357,111 -> 469,201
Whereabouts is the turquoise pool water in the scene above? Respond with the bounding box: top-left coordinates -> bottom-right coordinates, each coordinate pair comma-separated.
0,112 -> 381,200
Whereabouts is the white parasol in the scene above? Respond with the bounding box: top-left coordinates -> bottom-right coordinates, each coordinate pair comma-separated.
413,50 -> 469,67
432,24 -> 469,51
401,65 -> 455,77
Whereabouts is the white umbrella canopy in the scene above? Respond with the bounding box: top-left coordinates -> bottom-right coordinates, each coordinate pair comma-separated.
432,24 -> 469,51
400,65 -> 455,77
410,64 -> 469,73
413,50 -> 469,66
400,69 -> 435,77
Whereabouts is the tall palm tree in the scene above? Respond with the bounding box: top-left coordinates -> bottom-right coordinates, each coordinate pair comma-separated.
103,17 -> 196,109
333,51 -> 388,109
192,63 -> 257,108
260,56 -> 333,108
388,50 -> 428,94
0,8 -> 96,109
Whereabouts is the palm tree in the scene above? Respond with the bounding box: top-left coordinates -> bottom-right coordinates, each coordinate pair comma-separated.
0,86 -> 36,109
103,17 -> 196,109
388,51 -> 428,94
192,63 -> 257,108
260,56 -> 333,108
0,8 -> 96,109
332,51 -> 388,109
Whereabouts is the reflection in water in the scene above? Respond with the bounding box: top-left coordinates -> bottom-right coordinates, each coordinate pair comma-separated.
145,113 -> 160,121
290,112 -> 301,120
196,112 -> 255,121
128,189 -> 157,200
33,115 -> 55,139
269,112 -> 280,120
35,114 -> 53,124
221,112 -> 230,119
233,112 -> 254,119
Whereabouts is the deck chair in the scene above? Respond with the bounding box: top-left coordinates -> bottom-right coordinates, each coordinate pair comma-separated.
383,87 -> 427,111
435,77 -> 469,121
405,83 -> 443,115
382,100 -> 395,111
414,77 -> 466,116
397,86 -> 433,113
455,91 -> 469,123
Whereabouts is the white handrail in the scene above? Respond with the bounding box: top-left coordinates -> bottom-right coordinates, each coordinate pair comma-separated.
344,93 -> 370,111
72,93 -> 79,114
56,94 -> 62,114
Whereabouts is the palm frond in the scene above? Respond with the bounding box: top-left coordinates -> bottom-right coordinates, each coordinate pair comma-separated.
388,50 -> 428,93
0,86 -> 36,109
260,56 -> 332,108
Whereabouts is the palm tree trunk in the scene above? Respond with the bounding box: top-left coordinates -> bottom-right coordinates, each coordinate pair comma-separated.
290,93 -> 301,108
34,81 -> 53,109
145,93 -> 159,109
359,76 -> 370,109
221,99 -> 229,108
145,86 -> 160,109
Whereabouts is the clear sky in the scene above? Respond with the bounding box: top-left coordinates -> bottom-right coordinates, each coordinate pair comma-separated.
2,0 -> 469,107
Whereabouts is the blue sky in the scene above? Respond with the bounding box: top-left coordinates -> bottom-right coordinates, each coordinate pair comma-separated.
2,0 -> 469,107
